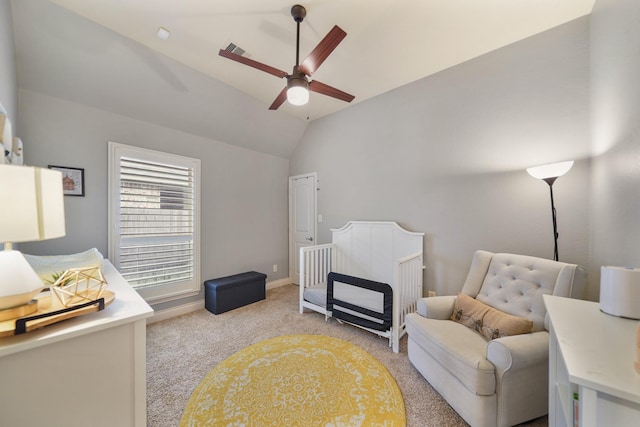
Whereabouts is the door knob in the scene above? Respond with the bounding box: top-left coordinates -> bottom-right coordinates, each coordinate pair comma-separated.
305,237 -> 314,241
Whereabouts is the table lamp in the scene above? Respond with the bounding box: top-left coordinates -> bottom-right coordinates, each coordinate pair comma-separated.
0,165 -> 66,316
526,160 -> 574,261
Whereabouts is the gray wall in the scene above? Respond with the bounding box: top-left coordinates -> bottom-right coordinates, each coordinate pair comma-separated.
290,17 -> 592,298
10,0 -> 306,159
0,0 -> 17,121
18,90 -> 290,311
10,0 -> 297,311
589,0 -> 640,300
4,0 -> 306,314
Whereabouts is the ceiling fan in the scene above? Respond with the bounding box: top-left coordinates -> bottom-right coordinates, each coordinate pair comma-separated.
218,4 -> 355,110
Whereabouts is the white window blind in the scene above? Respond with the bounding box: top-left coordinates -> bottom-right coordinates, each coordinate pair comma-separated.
109,142 -> 201,303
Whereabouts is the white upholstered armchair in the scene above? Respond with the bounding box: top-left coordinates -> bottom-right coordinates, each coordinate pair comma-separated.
406,250 -> 586,427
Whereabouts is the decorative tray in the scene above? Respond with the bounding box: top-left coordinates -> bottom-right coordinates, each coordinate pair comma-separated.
0,290 -> 115,337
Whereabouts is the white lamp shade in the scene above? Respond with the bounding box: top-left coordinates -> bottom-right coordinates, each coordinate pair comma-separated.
287,86 -> 309,106
526,160 -> 574,180
0,165 -> 66,243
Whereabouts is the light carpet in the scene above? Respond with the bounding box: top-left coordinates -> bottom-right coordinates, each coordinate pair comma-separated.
147,283 -> 547,427
179,334 -> 405,426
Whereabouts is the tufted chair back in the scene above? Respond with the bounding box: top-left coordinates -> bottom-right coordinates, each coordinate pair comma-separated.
459,250 -> 586,331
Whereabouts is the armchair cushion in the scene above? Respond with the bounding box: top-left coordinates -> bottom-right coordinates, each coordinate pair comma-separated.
478,301 -> 534,341
450,292 -> 487,330
406,313 -> 496,396
451,293 -> 534,340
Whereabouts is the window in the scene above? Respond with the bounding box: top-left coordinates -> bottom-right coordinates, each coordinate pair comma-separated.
108,142 -> 201,303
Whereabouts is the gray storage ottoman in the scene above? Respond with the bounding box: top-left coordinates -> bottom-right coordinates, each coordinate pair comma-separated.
204,271 -> 267,314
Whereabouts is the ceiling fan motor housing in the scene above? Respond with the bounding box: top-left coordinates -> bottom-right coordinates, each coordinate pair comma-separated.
291,5 -> 307,23
288,66 -> 308,85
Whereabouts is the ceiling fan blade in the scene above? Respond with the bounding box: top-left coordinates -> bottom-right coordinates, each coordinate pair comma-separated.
268,87 -> 288,110
308,80 -> 355,103
218,49 -> 288,79
299,25 -> 347,76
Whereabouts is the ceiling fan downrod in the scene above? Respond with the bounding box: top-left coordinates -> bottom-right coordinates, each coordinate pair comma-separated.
291,4 -> 306,66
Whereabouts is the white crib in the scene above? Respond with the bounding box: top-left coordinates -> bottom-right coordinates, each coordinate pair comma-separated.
299,221 -> 424,353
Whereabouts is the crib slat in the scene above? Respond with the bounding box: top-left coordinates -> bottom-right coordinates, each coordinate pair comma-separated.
299,244 -> 335,314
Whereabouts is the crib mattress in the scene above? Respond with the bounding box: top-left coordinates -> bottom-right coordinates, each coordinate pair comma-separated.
304,285 -> 328,308
303,282 -> 384,313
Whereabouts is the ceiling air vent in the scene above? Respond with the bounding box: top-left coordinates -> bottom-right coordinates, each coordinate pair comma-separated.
224,43 -> 247,57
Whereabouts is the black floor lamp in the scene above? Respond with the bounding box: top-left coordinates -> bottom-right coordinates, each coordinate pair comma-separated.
526,161 -> 574,261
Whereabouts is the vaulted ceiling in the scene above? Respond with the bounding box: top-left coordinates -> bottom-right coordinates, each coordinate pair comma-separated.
10,1 -> 594,159
48,0 -> 595,121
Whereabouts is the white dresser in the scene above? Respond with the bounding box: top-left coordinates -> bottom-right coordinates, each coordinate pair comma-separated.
545,294 -> 640,427
0,261 -> 154,427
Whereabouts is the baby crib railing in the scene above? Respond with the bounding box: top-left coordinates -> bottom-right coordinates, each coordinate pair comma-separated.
299,243 -> 335,315
392,251 -> 424,352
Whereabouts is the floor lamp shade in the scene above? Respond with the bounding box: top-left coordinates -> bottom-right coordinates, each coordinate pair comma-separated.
0,165 -> 66,309
526,161 -> 574,181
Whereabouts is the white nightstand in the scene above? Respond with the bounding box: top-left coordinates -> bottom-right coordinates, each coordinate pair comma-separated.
545,294 -> 640,427
0,261 -> 154,427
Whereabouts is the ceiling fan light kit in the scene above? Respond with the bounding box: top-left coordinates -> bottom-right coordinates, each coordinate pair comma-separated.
287,76 -> 309,106
218,4 -> 354,111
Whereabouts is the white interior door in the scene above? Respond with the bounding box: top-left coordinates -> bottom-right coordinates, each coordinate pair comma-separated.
289,173 -> 317,284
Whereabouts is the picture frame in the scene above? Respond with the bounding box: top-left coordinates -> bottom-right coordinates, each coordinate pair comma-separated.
48,165 -> 85,196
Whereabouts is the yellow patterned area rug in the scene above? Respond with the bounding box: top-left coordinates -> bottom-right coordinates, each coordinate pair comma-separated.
179,334 -> 406,426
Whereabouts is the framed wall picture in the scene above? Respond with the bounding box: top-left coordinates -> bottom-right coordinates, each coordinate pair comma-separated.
48,165 -> 85,196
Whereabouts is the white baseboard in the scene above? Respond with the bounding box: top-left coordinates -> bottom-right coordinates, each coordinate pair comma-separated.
267,277 -> 292,290
147,299 -> 204,325
147,277 -> 292,324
